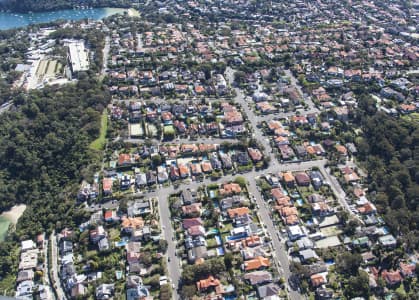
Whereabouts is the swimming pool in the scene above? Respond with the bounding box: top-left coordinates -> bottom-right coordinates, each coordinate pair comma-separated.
215,235 -> 222,245
226,232 -> 247,241
209,190 -> 216,199
115,240 -> 127,247
216,247 -> 225,256
296,199 -> 304,206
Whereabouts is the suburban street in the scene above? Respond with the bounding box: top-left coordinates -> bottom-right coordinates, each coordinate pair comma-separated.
43,236 -> 55,300
50,232 -> 67,300
101,36 -> 110,76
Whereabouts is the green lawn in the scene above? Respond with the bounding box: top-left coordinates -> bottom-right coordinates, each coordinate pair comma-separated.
90,109 -> 108,151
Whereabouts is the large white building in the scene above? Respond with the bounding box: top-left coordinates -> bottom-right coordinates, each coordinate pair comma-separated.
68,41 -> 89,73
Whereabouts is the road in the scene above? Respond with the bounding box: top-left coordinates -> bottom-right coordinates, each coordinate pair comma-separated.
43,235 -> 55,300
101,36 -> 110,76
50,232 -> 67,300
155,188 -> 182,300
226,67 -> 302,300
284,69 -> 318,115
124,137 -> 238,145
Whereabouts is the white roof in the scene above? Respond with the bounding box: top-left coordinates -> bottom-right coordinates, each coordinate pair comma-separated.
68,41 -> 89,72
21,240 -> 36,251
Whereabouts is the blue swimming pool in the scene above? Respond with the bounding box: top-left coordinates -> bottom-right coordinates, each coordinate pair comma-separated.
215,235 -> 222,245
209,190 -> 216,199
296,199 -> 304,206
226,232 -> 247,241
217,247 -> 225,256
115,240 -> 127,247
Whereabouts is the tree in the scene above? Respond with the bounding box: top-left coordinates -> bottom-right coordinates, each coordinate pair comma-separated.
345,270 -> 370,298
180,284 -> 197,299
152,154 -> 163,166
234,176 -> 247,188
234,71 -> 246,84
224,252 -> 234,269
158,239 -> 168,253
336,252 -> 362,275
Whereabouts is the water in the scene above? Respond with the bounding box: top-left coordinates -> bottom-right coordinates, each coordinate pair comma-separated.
0,7 -> 129,30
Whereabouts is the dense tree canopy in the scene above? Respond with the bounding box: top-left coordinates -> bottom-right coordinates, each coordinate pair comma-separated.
355,107 -> 419,250
0,79 -> 110,237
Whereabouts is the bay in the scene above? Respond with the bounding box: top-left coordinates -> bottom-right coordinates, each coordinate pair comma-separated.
0,7 -> 129,30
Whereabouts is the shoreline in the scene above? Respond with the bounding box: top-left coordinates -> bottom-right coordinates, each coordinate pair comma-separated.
1,204 -> 27,225
127,8 -> 140,17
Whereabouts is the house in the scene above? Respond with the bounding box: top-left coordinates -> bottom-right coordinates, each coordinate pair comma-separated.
135,173 -> 147,188
278,144 -> 295,160
120,174 -> 131,190
219,152 -> 233,169
282,172 -> 295,187
187,225 -> 206,237
311,202 -> 333,217
104,210 -> 118,222
342,166 -> 360,183
102,178 -> 113,196
21,240 -> 36,252
220,195 -> 246,211
90,226 -> 107,243
188,245 -> 208,263
248,148 -> 263,162
16,270 -> 34,283
201,161 -> 213,173
399,262 -> 416,278
121,217 -> 144,233
295,145 -> 307,158
294,172 -> 310,186
178,163 -> 190,178
235,151 -> 250,165
71,283 -> 86,299
311,273 -> 327,287
244,256 -> 270,271
157,166 -> 169,183
98,237 -> 110,252
241,246 -> 268,261
287,225 -> 305,241
220,183 -> 242,196
96,284 -> 115,300
243,271 -> 272,286
227,207 -> 250,219
309,171 -> 323,190
118,153 -> 131,166
382,270 -> 402,286
127,199 -> 152,217
335,144 -> 348,156
182,203 -> 202,216
146,171 -> 156,185
190,163 -> 202,176
181,189 -> 197,205
257,283 -> 281,299
182,218 -> 203,230
316,288 -> 334,300
196,276 -> 221,292
59,240 -> 73,256
379,234 -> 397,248
298,249 -> 319,263
210,154 -> 222,170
